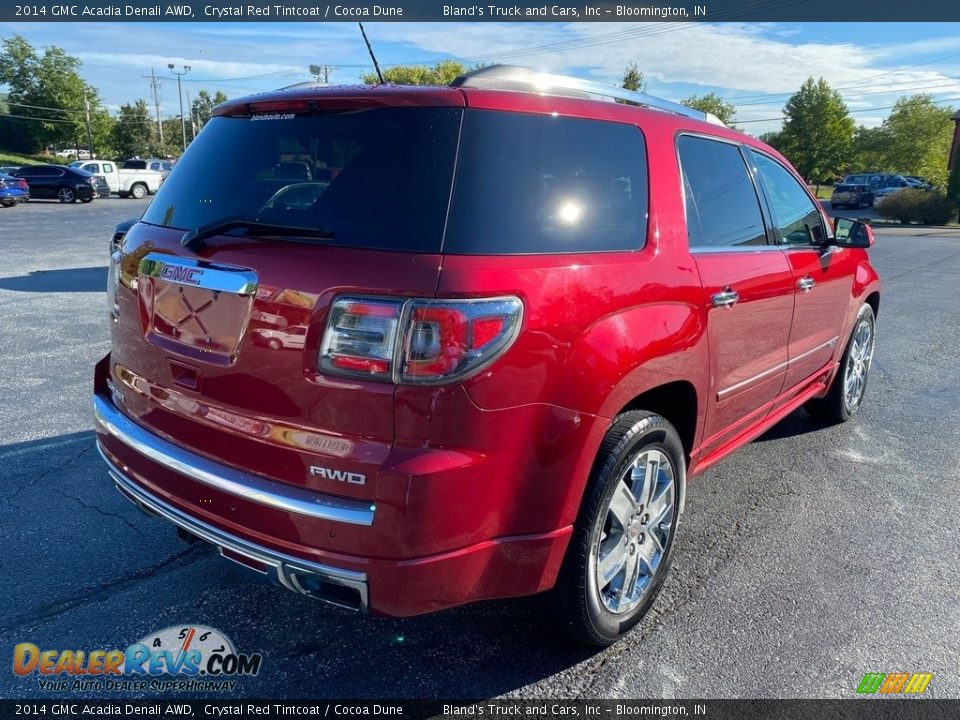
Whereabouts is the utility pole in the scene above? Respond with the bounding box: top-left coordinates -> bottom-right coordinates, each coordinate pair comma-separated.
309,64 -> 337,84
185,90 -> 197,140
168,63 -> 191,153
82,86 -> 94,159
143,68 -> 164,145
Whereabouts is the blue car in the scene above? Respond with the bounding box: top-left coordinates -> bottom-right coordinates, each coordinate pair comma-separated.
0,172 -> 29,207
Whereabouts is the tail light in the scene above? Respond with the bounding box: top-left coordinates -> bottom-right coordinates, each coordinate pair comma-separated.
319,296 -> 523,385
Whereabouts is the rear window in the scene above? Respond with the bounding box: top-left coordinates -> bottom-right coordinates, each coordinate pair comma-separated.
143,108 -> 461,253
142,107 -> 648,255
444,110 -> 648,254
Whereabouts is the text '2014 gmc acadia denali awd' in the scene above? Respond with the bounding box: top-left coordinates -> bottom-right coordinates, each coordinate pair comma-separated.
93,66 -> 880,645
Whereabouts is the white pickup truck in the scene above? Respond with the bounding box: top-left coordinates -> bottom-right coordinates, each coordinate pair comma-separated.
68,160 -> 163,199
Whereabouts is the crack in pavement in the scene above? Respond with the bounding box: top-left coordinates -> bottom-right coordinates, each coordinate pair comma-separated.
57,487 -> 144,535
2,443 -> 96,503
0,544 -> 209,637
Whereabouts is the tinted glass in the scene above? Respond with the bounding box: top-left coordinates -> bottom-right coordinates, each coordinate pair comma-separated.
749,150 -> 824,246
142,109 -> 461,253
16,167 -> 38,177
678,136 -> 766,249
123,160 -> 146,170
444,110 -> 648,254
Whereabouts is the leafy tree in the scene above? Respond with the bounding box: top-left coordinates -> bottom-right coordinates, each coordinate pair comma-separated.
776,77 -> 855,183
111,100 -> 155,160
0,34 -> 104,154
879,95 -> 954,187
759,130 -> 782,148
191,89 -> 229,128
681,92 -> 736,126
361,60 -> 468,86
622,62 -> 646,93
850,125 -> 890,172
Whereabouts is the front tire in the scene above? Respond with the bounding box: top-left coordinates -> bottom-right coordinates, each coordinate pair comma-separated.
806,304 -> 876,423
553,410 -> 684,646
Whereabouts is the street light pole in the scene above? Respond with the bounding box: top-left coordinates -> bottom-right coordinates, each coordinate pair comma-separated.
167,63 -> 191,153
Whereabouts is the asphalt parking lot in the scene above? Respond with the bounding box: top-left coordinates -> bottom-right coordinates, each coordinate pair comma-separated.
1,198 -> 958,700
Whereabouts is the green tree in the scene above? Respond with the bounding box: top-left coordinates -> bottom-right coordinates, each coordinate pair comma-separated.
621,62 -> 646,92
776,77 -> 855,183
111,100 -> 155,160
681,92 -> 736,126
361,60 -> 468,86
850,125 -> 890,172
191,89 -> 229,128
880,95 -> 954,187
0,34 -> 111,155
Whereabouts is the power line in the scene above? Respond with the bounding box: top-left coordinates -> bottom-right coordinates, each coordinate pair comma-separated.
735,95 -> 960,124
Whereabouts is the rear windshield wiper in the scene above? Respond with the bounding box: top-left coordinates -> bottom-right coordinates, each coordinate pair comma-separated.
181,217 -> 334,251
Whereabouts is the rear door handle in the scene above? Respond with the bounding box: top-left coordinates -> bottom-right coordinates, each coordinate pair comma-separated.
798,276 -> 815,292
711,288 -> 740,308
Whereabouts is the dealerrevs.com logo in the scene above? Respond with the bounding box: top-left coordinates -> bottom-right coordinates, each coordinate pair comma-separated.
12,625 -> 262,692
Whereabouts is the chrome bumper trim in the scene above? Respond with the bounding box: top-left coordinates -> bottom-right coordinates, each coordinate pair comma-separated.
92,393 -> 375,526
100,444 -> 369,612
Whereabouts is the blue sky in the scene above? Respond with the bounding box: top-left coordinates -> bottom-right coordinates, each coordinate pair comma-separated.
2,21 -> 960,134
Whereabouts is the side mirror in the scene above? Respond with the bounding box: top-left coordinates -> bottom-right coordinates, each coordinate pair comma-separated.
832,217 -> 873,249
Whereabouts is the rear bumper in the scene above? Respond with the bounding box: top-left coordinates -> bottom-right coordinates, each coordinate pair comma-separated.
93,384 -> 575,616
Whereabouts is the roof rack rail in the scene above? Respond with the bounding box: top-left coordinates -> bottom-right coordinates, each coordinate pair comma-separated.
451,65 -> 725,126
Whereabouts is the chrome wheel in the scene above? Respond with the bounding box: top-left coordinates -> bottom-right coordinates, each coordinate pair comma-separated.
594,448 -> 676,614
843,316 -> 874,410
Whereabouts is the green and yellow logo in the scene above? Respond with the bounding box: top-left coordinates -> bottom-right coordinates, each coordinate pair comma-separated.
857,672 -> 933,695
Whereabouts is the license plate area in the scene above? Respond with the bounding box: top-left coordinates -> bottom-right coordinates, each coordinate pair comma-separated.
138,253 -> 259,366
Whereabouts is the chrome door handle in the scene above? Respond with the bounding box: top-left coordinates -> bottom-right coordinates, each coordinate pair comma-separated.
798,276 -> 815,292
711,288 -> 740,308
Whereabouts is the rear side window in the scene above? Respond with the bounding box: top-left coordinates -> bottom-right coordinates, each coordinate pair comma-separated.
678,135 -> 766,249
444,110 -> 648,254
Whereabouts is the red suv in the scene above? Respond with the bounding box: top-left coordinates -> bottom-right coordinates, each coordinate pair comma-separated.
94,66 -> 880,645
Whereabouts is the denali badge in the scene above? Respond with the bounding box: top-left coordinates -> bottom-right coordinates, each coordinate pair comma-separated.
309,466 -> 366,485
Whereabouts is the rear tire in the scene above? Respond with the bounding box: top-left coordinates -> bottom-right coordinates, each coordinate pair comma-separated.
552,410 -> 684,646
130,183 -> 147,200
57,186 -> 76,204
806,304 -> 876,424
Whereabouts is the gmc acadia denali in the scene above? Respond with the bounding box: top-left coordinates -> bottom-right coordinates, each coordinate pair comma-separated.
94,66 -> 880,645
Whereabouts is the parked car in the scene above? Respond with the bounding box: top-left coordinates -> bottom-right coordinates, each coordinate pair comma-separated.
91,174 -> 111,199
251,325 -> 308,350
94,65 -> 880,646
872,178 -> 914,204
0,172 -> 29,207
69,160 -> 163,199
830,183 -> 874,209
12,165 -> 95,203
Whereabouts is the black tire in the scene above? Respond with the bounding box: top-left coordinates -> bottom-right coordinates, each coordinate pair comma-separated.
0,199 -> 15,208
267,338 -> 283,351
118,191 -> 130,199
80,198 -> 93,204
130,183 -> 147,200
57,186 -> 77,204
806,304 -> 876,424
552,410 -> 685,646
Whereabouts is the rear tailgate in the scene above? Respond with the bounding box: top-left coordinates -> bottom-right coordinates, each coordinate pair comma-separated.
108,224 -> 440,505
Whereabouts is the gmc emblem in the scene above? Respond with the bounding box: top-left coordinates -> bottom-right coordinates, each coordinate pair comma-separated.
161,265 -> 203,285
309,466 -> 366,485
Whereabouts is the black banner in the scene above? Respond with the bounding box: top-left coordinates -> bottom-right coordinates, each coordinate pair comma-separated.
2,700 -> 959,719
3,0 -> 960,22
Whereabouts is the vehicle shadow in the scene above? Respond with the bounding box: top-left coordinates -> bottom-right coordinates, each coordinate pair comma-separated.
0,266 -> 107,293
754,406 -> 828,442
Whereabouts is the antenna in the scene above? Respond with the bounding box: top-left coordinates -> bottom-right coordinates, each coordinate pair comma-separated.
358,23 -> 385,85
